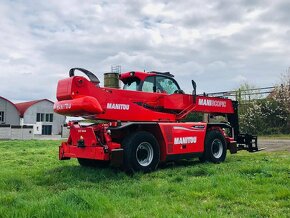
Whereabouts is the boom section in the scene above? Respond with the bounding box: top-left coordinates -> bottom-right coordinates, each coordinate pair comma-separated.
54,75 -> 234,122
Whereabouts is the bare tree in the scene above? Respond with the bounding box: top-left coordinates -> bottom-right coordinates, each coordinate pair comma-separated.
236,83 -> 263,102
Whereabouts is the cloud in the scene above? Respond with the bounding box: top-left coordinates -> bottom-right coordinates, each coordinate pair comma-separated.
233,75 -> 247,83
0,0 -> 289,101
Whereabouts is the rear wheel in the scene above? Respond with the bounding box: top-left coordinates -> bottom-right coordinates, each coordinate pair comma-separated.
77,158 -> 109,168
122,131 -> 160,173
199,130 -> 227,163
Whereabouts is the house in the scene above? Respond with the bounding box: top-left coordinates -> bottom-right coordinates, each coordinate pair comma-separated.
0,96 -> 20,125
15,99 -> 66,135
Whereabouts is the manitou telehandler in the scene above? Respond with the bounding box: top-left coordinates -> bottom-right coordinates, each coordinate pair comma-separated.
54,68 -> 258,172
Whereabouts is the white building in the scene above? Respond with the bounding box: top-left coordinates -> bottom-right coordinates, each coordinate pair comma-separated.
15,99 -> 65,135
0,96 -> 20,125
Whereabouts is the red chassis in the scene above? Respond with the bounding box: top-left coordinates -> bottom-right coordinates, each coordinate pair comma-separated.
55,68 -> 257,172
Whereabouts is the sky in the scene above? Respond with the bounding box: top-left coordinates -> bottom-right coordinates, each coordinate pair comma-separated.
0,0 -> 289,102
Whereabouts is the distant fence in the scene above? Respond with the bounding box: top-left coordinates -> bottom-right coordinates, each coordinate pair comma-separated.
205,84 -> 290,112
205,86 -> 276,101
0,125 -> 33,140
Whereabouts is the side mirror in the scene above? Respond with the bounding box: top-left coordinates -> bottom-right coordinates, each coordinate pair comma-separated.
192,80 -> 196,94
192,80 -> 197,103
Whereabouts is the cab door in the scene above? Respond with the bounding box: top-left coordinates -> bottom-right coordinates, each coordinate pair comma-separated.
141,75 -> 180,94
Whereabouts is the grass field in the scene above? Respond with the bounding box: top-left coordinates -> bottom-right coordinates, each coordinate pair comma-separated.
0,140 -> 289,217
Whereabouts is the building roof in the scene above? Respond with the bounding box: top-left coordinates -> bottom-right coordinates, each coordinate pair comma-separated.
0,96 -> 20,115
15,99 -> 54,117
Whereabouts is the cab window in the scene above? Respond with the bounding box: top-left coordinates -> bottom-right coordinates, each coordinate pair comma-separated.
142,76 -> 154,92
156,76 -> 179,94
123,78 -> 140,91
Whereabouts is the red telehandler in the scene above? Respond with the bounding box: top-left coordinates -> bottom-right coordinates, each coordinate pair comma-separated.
54,68 -> 258,172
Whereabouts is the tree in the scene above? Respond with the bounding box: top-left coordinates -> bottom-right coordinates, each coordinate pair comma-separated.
235,83 -> 262,115
239,100 -> 262,135
236,75 -> 290,135
271,68 -> 290,111
236,83 -> 262,102
260,99 -> 289,134
270,68 -> 290,132
240,99 -> 289,135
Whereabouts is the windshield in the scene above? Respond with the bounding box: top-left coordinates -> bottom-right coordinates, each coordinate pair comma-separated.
156,76 -> 179,94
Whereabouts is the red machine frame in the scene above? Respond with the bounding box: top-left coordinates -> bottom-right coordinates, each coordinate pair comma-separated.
54,68 -> 258,172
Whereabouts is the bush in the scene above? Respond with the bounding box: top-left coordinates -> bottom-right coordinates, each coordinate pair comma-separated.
240,99 -> 290,135
183,112 -> 203,122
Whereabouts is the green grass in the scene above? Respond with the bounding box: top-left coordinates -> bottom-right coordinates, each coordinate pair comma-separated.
0,140 -> 289,218
259,134 -> 290,140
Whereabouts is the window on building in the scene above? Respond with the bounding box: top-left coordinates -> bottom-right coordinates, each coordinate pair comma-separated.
0,111 -> 4,123
36,113 -> 45,122
36,113 -> 41,122
36,113 -> 54,122
49,114 -> 53,122
46,114 -> 49,122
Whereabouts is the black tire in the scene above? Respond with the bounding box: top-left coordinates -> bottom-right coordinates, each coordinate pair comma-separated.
199,130 -> 227,163
77,158 -> 109,168
122,131 -> 160,173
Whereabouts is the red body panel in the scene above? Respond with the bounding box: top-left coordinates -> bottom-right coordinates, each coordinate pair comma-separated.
59,123 -> 121,161
54,96 -> 103,115
59,142 -> 109,160
159,122 -> 207,156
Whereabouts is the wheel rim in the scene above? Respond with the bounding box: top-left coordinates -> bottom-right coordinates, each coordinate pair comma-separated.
136,142 -> 154,167
211,139 -> 223,159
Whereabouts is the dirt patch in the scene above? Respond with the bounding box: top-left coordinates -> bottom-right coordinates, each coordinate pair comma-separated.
258,139 -> 290,152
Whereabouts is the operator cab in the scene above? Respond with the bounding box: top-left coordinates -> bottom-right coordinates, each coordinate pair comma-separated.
121,71 -> 182,94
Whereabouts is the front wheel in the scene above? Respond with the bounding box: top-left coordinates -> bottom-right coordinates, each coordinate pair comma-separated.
199,130 -> 227,163
122,131 -> 160,173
